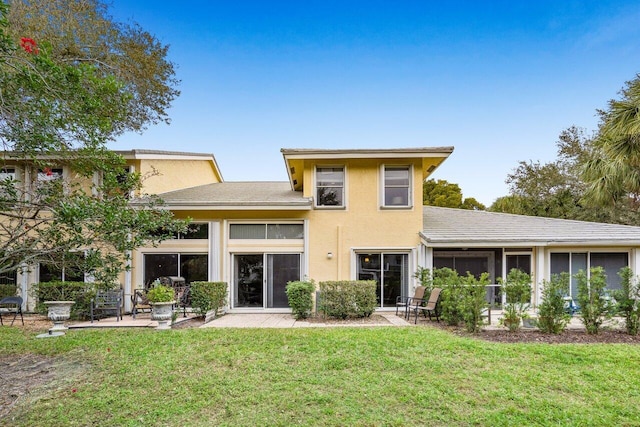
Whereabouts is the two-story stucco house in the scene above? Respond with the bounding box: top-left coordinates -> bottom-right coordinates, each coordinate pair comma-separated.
11,146 -> 640,314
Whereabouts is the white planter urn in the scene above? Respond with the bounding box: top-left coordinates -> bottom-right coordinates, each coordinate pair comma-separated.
44,301 -> 75,333
151,301 -> 175,330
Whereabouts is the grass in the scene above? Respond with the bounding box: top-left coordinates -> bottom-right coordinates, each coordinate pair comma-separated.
2,326 -> 640,426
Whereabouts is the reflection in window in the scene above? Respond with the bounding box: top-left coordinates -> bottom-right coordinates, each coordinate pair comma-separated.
316,167 -> 344,207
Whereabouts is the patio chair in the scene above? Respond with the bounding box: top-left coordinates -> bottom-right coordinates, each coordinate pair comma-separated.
131,288 -> 151,319
412,287 -> 442,324
90,289 -> 123,323
0,296 -> 24,326
396,286 -> 426,318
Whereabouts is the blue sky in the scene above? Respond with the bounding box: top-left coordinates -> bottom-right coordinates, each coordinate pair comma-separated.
109,1 -> 640,206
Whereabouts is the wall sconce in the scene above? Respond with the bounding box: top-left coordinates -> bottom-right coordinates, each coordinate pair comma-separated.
327,252 -> 333,259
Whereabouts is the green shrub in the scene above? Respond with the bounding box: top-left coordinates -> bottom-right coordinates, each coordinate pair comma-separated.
576,267 -> 614,334
413,267 -> 433,294
190,281 -> 228,318
0,284 -> 17,299
460,272 -> 489,333
146,284 -> 175,303
318,280 -> 377,319
499,269 -> 532,332
285,280 -> 315,319
34,281 -> 94,320
537,273 -> 571,334
612,267 -> 640,335
434,268 -> 465,326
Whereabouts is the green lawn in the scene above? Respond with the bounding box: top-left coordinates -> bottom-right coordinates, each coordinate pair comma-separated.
1,325 -> 639,426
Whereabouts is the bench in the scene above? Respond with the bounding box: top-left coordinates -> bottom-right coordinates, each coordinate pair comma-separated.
90,289 -> 123,322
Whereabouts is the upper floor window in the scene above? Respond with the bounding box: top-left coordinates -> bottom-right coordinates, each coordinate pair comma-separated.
316,167 -> 344,207
383,166 -> 411,207
35,167 -> 64,200
0,167 -> 17,198
0,167 -> 16,182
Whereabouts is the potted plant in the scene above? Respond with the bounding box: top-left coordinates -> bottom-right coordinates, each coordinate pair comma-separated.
147,284 -> 175,330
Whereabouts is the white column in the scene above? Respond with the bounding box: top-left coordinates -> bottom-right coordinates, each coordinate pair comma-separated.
209,221 -> 220,281
534,247 -> 546,307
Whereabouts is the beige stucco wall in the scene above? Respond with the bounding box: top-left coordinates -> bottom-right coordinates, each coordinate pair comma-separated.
136,159 -> 220,195
302,158 -> 424,282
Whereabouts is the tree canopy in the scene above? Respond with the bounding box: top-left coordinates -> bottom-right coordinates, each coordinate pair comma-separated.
491,80 -> 640,226
0,2 -> 185,284
583,74 -> 640,211
423,179 -> 486,210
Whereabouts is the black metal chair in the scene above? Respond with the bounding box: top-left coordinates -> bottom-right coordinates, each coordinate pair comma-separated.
0,296 -> 24,326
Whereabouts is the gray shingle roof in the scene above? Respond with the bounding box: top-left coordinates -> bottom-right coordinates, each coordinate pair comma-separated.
158,182 -> 311,209
422,206 -> 640,246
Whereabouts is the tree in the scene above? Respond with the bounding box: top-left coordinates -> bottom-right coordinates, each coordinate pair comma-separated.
6,0 -> 179,136
423,179 -> 486,210
0,3 -> 186,284
583,74 -> 640,214
489,126 -> 640,223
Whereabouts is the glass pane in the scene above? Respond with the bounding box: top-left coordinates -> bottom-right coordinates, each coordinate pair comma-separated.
234,254 -> 263,307
180,254 -> 208,283
182,223 -> 209,239
0,168 -> 15,181
144,254 -> 178,288
550,253 -> 570,276
506,255 -> 531,274
316,168 -> 344,186
384,187 -> 409,206
317,187 -> 343,206
229,224 -> 265,239
590,252 -> 628,291
454,257 -> 488,280
267,254 -> 300,308
571,253 -> 587,299
267,224 -> 304,239
0,269 -> 17,286
358,254 -> 381,305
382,254 -> 407,307
385,167 -> 409,186
434,257 -> 454,269
37,168 -> 63,182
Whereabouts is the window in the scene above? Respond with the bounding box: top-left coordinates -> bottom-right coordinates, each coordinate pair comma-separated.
316,167 -> 344,207
0,167 -> 17,198
39,252 -> 86,282
180,223 -> 209,239
143,253 -> 208,287
550,251 -> 629,296
229,223 -> 304,239
383,166 -> 411,207
35,167 -> 63,200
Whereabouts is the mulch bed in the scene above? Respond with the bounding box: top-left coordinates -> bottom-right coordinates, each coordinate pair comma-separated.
425,322 -> 640,344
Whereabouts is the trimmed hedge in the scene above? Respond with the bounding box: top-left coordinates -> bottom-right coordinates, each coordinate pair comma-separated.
0,284 -> 17,299
286,281 -> 315,319
33,281 -> 95,320
190,281 -> 227,318
318,280 -> 377,319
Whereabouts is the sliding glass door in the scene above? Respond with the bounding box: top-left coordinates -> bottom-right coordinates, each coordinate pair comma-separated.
357,253 -> 408,308
234,253 -> 301,309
